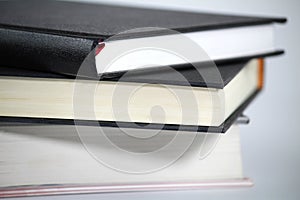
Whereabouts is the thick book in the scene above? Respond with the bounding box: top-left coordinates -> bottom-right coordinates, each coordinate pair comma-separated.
0,0 -> 286,77
0,123 -> 252,198
0,59 -> 262,133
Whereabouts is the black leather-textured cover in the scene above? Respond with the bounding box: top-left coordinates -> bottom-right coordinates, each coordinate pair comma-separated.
0,1 -> 286,37
0,0 -> 286,77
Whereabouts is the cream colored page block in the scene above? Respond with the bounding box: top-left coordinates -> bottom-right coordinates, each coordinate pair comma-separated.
224,59 -> 258,117
0,59 -> 258,126
0,78 -> 220,126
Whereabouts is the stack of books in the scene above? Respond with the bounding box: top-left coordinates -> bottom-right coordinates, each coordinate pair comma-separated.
0,1 -> 285,198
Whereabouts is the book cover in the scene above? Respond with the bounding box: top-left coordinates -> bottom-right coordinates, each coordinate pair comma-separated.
0,0 -> 285,77
0,59 -> 262,133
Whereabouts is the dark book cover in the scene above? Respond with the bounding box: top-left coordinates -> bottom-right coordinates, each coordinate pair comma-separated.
0,0 -> 285,77
0,61 -> 249,88
0,60 -> 260,133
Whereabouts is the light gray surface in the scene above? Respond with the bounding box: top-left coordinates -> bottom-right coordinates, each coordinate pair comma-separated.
10,0 -> 300,199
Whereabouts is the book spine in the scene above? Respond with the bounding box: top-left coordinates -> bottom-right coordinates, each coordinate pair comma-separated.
0,27 -> 99,77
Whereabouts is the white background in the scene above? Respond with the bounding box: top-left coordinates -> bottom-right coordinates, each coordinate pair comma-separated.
12,0 -> 300,199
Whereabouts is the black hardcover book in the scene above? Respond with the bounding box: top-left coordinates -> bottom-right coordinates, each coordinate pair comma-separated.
0,0 -> 285,77
0,59 -> 263,133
